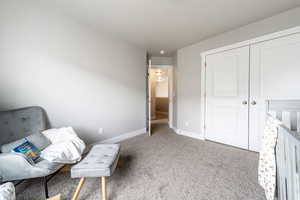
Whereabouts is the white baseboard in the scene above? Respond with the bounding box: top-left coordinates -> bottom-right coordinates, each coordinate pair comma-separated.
99,128 -> 147,144
173,128 -> 204,140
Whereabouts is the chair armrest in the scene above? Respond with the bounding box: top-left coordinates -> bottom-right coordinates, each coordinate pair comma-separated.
0,153 -> 35,182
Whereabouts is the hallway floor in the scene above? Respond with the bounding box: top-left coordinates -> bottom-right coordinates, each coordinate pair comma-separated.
17,124 -> 266,200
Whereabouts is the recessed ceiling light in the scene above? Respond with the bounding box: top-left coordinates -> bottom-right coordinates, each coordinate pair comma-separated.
160,50 -> 165,55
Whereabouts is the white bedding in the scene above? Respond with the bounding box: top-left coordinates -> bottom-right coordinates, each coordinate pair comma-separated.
258,116 -> 281,200
41,127 -> 86,163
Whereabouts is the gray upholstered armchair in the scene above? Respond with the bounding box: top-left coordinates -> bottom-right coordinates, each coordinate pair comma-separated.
0,107 -> 64,198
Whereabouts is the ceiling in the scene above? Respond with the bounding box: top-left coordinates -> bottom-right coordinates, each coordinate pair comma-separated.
50,0 -> 300,56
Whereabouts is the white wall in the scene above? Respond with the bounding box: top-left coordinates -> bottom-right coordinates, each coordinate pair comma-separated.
151,57 -> 173,65
176,7 -> 300,133
156,79 -> 169,98
0,0 -> 146,144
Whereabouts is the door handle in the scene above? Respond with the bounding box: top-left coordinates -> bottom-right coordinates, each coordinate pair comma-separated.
251,101 -> 257,105
242,100 -> 248,105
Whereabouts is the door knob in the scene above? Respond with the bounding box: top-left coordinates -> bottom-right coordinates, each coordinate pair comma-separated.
242,100 -> 248,105
251,101 -> 257,105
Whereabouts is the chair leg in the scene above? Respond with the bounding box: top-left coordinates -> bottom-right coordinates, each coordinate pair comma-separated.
72,178 -> 85,200
43,176 -> 49,199
101,177 -> 107,200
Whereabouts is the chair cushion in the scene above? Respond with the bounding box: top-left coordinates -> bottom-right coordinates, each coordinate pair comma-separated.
1,133 -> 50,153
1,139 -> 26,153
26,133 -> 51,151
71,144 -> 120,178
34,158 -> 64,173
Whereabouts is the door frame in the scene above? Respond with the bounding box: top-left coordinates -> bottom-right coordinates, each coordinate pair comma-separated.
200,25 -> 300,140
147,58 -> 152,136
148,64 -> 174,129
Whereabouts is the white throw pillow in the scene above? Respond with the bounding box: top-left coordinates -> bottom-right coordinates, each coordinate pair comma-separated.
0,183 -> 15,200
41,140 -> 84,163
40,127 -> 86,163
42,127 -> 79,143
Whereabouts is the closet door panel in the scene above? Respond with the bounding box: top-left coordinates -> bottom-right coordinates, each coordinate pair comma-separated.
250,32 -> 300,152
206,46 -> 249,149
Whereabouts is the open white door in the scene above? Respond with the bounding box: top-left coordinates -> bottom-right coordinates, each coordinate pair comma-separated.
168,69 -> 173,128
147,59 -> 152,136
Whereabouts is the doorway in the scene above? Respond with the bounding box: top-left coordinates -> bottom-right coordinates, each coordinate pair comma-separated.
147,64 -> 173,136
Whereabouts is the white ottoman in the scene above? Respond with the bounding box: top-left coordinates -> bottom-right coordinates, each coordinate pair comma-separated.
71,144 -> 120,200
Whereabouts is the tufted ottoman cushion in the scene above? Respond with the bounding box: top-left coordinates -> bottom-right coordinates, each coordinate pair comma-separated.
71,144 -> 120,178
70,144 -> 121,200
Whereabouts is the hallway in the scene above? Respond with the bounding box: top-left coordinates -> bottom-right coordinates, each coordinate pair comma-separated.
151,116 -> 169,135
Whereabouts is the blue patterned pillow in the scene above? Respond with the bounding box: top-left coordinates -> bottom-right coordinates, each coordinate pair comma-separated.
12,140 -> 40,161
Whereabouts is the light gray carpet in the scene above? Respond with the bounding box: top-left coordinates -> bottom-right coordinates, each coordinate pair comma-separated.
16,123 -> 266,200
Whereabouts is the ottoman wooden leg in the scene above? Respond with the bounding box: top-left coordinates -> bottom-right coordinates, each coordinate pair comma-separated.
72,178 -> 86,200
101,176 -> 107,200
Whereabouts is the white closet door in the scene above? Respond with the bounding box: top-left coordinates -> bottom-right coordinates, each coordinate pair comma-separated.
250,33 -> 300,152
206,46 -> 249,149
